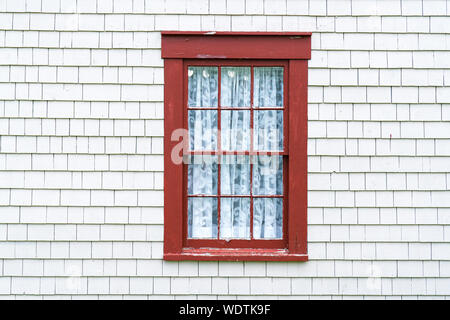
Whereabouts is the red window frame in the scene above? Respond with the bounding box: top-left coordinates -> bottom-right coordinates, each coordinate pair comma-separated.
162,32 -> 311,261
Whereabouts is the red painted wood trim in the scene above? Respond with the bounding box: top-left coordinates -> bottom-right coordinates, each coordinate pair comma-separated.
182,61 -> 289,250
162,31 -> 313,36
185,239 -> 285,249
288,60 -> 308,255
184,59 -> 289,67
163,58 -> 184,257
161,33 -> 311,60
164,248 -> 308,262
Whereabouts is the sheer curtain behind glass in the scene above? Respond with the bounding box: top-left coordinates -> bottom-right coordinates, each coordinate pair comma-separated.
252,67 -> 284,239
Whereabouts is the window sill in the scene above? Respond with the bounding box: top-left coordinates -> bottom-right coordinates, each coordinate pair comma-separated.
164,248 -> 308,262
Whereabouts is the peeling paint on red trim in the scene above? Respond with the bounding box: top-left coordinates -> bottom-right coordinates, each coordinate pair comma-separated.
162,32 -> 311,261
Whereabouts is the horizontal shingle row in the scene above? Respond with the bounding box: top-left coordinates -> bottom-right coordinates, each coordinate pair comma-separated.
0,0 -> 448,17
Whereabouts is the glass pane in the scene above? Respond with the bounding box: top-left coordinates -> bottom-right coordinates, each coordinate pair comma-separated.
253,156 -> 283,195
188,110 -> 217,150
188,67 -> 218,108
221,110 -> 250,151
220,197 -> 250,239
221,67 -> 251,107
187,155 -> 218,195
221,155 -> 250,195
253,198 -> 283,239
188,197 -> 218,239
254,67 -> 284,107
253,110 -> 283,151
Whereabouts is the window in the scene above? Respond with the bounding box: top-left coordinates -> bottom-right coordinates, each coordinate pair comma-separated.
186,62 -> 285,243
162,32 -> 311,261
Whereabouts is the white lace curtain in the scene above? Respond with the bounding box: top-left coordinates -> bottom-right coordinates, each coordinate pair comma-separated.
187,66 -> 284,240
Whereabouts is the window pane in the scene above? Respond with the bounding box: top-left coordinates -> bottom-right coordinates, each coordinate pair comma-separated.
221,155 -> 250,195
253,67 -> 284,107
188,110 -> 217,150
221,110 -> 250,151
253,198 -> 283,239
253,110 -> 283,151
221,67 -> 251,107
188,197 -> 218,239
220,197 -> 250,239
188,67 -> 218,108
188,155 -> 218,195
253,156 -> 283,195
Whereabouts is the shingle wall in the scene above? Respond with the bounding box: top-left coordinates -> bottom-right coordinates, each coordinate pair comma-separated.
0,0 -> 450,299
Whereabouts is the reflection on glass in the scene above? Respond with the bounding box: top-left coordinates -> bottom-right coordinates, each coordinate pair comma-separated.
188,67 -> 218,107
187,155 -> 218,195
254,67 -> 284,107
221,110 -> 250,151
188,197 -> 218,239
253,110 -> 283,150
221,155 -> 250,195
253,156 -> 283,195
220,197 -> 250,239
221,67 -> 251,107
253,198 -> 283,239
188,110 -> 217,150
